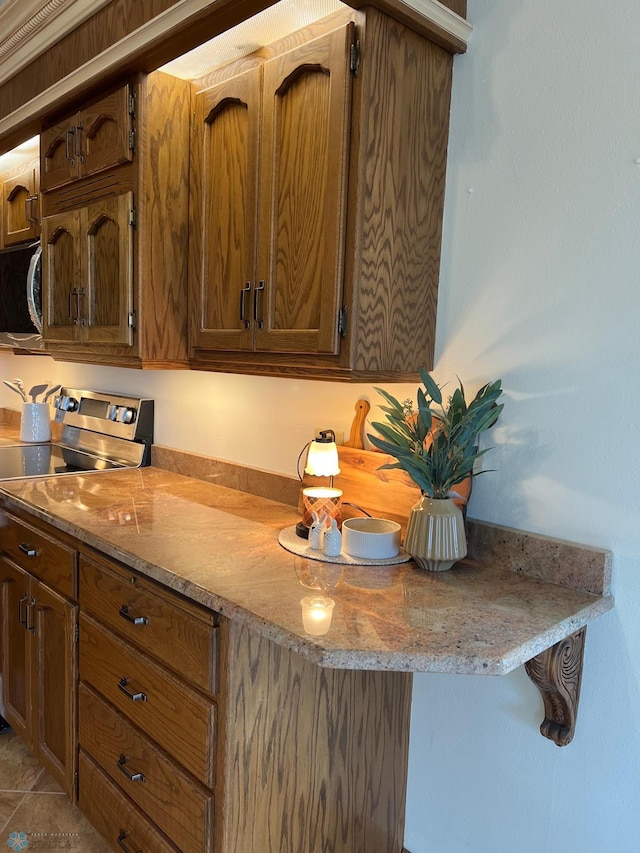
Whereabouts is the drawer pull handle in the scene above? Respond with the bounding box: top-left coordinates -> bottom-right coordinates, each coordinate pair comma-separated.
117,830 -> 142,853
18,593 -> 29,626
118,677 -> 147,703
119,604 -> 149,626
117,754 -> 146,784
18,543 -> 37,557
25,598 -> 36,633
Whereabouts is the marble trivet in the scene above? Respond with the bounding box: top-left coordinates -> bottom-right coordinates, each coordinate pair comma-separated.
278,525 -> 412,566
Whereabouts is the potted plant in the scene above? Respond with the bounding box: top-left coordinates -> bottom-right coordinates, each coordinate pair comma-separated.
367,368 -> 504,571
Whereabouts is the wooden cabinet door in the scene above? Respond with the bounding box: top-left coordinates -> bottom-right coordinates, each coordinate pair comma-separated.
78,84 -> 133,179
0,560 -> 31,745
190,68 -> 261,352
2,168 -> 39,246
30,578 -> 77,797
41,209 -> 81,343
81,192 -> 134,345
255,24 -> 353,354
40,115 -> 81,192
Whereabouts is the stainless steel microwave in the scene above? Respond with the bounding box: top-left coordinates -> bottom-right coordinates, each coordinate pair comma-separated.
0,239 -> 43,350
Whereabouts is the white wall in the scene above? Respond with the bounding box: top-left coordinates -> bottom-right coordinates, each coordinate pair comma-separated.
1,0 -> 638,848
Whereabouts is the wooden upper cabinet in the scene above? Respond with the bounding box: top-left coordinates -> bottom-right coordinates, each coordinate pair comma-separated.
41,193 -> 133,346
190,8 -> 454,380
83,193 -> 134,346
40,84 -> 133,193
41,209 -> 81,344
190,21 -> 353,359
2,167 -> 39,246
39,70 -> 191,368
256,25 -> 352,354
190,68 -> 261,352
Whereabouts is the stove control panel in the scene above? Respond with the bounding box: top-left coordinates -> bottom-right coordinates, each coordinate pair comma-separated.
53,388 -> 153,450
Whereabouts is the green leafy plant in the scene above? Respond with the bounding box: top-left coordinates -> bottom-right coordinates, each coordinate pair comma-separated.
367,368 -> 504,499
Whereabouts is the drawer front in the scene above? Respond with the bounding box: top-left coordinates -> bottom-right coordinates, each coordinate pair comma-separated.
0,511 -> 75,598
79,614 -> 217,787
79,683 -> 214,853
79,749 -> 179,853
79,554 -> 219,694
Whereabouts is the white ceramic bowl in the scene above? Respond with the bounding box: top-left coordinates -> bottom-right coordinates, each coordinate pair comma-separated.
341,517 -> 401,560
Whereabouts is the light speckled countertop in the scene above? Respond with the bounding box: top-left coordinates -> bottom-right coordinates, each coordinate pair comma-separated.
0,463 -> 614,675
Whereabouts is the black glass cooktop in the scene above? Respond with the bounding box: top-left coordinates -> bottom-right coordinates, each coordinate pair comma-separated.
0,443 -> 125,480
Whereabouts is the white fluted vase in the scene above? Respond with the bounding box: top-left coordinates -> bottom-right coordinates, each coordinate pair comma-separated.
404,496 -> 467,572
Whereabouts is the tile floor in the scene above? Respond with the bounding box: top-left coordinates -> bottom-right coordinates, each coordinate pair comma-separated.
0,727 -> 110,852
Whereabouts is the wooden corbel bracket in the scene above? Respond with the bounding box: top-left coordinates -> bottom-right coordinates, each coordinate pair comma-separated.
524,626 -> 586,747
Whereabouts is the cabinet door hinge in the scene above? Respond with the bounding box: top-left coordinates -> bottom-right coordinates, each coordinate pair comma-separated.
75,623 -> 79,643
338,306 -> 348,337
128,311 -> 137,330
128,91 -> 136,117
129,129 -> 136,151
350,40 -> 360,77
129,208 -> 136,227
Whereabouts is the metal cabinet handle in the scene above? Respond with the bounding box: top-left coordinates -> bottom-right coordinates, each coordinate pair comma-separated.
77,288 -> 87,326
253,280 -> 265,329
18,593 -> 29,626
118,677 -> 147,703
25,598 -> 36,633
117,830 -> 142,853
69,289 -> 78,324
18,543 -> 37,557
117,754 -> 146,783
119,604 -> 149,626
73,121 -> 85,164
240,281 -> 251,329
65,128 -> 76,166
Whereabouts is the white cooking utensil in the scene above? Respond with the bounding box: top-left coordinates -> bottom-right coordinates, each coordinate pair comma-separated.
43,384 -> 61,403
29,383 -> 48,402
3,380 -> 27,401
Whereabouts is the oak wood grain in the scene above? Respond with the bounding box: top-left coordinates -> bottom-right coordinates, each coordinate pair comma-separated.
222,621 -> 412,853
79,683 -> 215,852
41,207 -> 80,343
79,613 -> 218,788
0,559 -> 31,745
83,191 -> 134,345
0,509 -> 76,599
2,167 -> 38,245
256,23 -> 353,355
136,70 -> 191,365
189,65 -> 261,352
79,552 -> 220,696
31,577 -> 78,797
79,750 -> 181,853
342,8 -> 452,376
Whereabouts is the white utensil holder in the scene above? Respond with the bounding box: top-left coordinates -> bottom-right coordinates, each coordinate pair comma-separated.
20,402 -> 51,443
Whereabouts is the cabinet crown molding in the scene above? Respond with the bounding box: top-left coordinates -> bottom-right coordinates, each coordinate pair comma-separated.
0,0 -> 112,87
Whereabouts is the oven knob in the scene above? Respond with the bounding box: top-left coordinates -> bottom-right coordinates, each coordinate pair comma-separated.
59,396 -> 78,412
118,407 -> 136,425
107,405 -> 119,421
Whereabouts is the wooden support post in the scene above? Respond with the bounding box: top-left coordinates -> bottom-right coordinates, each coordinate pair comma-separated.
524,627 -> 586,747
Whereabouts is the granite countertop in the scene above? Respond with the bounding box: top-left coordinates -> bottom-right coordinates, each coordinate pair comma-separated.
0,464 -> 614,675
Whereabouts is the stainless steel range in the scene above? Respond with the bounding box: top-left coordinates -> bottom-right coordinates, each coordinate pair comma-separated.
0,388 -> 153,480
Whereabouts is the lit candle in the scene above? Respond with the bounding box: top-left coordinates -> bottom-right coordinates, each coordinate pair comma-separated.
302,487 -> 343,528
300,595 -> 335,636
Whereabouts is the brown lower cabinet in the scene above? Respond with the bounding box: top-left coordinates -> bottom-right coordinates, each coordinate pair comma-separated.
1,506 -> 412,852
0,511 -> 77,797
